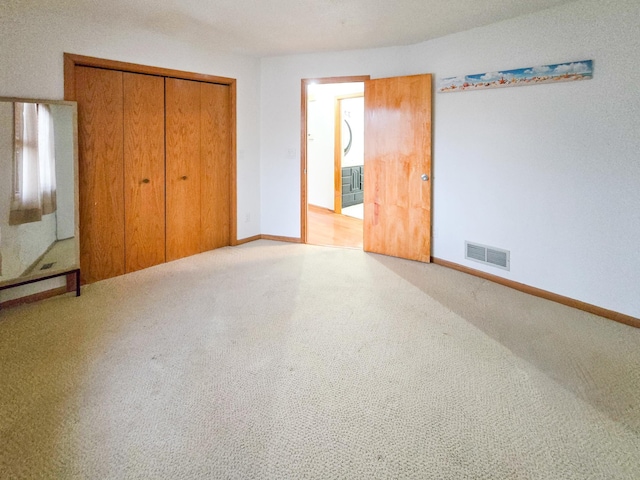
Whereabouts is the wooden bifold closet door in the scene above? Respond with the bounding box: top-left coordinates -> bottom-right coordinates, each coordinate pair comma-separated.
75,67 -> 126,283
165,78 -> 202,262
76,67 -> 165,283
165,78 -> 231,261
73,61 -> 232,284
201,82 -> 231,252
123,72 -> 166,273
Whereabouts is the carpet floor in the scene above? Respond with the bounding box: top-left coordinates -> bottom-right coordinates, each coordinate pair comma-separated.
1,240 -> 639,479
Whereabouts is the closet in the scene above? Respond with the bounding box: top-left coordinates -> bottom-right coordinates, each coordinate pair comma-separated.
165,79 -> 231,261
65,55 -> 234,284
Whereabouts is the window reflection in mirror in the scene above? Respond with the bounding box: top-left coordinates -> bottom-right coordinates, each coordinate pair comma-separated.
0,98 -> 78,289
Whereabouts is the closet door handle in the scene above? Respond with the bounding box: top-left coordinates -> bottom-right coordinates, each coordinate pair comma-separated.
141,178 -> 150,184
181,175 -> 188,180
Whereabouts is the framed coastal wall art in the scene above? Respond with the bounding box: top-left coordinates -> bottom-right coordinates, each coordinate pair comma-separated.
438,60 -> 593,93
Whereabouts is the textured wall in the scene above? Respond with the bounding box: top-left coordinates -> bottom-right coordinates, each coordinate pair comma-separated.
0,8 -> 262,299
260,0 -> 640,317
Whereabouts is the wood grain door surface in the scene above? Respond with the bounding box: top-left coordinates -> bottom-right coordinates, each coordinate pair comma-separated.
72,60 -> 233,283
123,72 -> 166,273
200,83 -> 231,251
363,74 -> 432,263
165,78 -> 202,262
75,66 -> 125,283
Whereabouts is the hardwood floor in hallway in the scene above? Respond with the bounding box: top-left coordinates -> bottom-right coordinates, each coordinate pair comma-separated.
306,204 -> 363,249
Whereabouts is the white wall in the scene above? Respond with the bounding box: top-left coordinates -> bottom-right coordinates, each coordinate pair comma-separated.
50,104 -> 75,240
2,0 -> 638,318
306,93 -> 334,210
0,7 -> 262,241
0,7 -> 262,300
260,45 -> 418,238
259,0 -> 640,318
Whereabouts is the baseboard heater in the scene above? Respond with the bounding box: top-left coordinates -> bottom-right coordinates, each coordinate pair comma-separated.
465,241 -> 510,271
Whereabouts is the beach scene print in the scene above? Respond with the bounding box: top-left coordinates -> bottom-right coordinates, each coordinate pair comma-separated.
438,60 -> 593,93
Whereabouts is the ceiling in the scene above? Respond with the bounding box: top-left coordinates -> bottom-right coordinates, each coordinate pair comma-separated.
7,0 -> 578,57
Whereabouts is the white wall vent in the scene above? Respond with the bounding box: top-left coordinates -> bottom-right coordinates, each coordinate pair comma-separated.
465,241 -> 510,271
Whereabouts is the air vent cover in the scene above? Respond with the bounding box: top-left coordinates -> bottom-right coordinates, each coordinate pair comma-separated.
465,241 -> 510,271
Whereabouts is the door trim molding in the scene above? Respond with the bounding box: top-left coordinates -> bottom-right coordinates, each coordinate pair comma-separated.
63,54 -> 236,95
63,53 -> 238,246
300,76 -> 370,244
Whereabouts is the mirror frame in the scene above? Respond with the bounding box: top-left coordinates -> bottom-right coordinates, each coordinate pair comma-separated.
0,97 -> 80,301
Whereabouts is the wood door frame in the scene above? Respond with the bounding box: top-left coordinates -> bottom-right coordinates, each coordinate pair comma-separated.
334,92 -> 364,215
63,53 -> 239,246
300,76 -> 369,243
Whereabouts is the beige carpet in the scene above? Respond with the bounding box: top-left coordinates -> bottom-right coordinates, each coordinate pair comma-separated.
1,240 -> 639,479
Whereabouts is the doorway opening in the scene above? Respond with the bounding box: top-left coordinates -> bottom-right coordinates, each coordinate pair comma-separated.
301,76 -> 369,248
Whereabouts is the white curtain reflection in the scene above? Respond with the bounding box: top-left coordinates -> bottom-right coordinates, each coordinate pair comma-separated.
9,103 -> 57,225
38,104 -> 57,215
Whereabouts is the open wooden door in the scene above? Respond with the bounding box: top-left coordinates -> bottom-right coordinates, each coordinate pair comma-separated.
363,74 -> 432,262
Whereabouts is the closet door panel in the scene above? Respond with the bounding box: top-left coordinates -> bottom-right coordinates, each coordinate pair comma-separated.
201,83 -> 231,251
75,66 -> 125,283
165,78 -> 202,261
124,73 -> 166,273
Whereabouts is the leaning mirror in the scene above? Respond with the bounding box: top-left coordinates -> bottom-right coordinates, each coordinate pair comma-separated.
0,97 -> 79,304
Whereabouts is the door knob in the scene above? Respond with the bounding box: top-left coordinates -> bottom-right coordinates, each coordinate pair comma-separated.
141,178 -> 150,184
181,175 -> 188,180
421,174 -> 429,181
